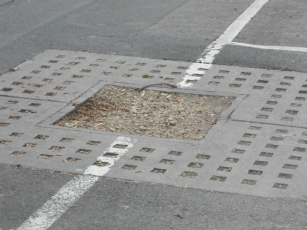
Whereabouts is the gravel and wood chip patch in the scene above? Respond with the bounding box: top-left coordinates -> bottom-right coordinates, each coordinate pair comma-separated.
56,85 -> 234,140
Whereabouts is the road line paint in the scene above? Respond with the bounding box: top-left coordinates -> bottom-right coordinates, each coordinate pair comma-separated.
230,42 -> 307,53
214,0 -> 269,45
177,0 -> 269,88
17,136 -> 135,230
179,63 -> 211,87
84,137 -> 136,176
17,176 -> 99,230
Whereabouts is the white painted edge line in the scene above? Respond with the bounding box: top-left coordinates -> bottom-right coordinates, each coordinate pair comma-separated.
230,42 -> 307,53
17,136 -> 136,230
177,0 -> 269,88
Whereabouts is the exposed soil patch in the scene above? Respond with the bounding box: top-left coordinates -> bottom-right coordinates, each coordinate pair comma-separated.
55,85 -> 234,140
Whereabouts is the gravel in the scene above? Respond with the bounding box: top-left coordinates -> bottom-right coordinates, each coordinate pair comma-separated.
56,85 -> 234,140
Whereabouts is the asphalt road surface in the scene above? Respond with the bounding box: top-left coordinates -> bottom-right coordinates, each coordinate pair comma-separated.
1,0 -> 307,229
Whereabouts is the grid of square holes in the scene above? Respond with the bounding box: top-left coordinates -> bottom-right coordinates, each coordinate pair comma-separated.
0,98 -> 64,128
0,56 -> 97,102
102,123 -> 307,197
119,146 -> 212,178
0,130 -> 106,164
0,103 -> 117,172
194,65 -> 307,96
231,88 -> 307,128
0,51 -> 191,102
3,50 -> 307,198
1,100 -> 307,197
214,125 -> 306,190
252,74 -> 307,125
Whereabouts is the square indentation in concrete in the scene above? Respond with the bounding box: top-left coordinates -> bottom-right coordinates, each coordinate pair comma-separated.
55,85 -> 235,141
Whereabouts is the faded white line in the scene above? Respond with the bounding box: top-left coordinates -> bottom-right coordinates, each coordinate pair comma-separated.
230,42 -> 307,53
16,176 -> 99,230
177,0 -> 269,88
84,136 -> 136,176
17,136 -> 135,230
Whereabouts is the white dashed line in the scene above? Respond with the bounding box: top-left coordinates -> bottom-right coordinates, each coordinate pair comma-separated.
17,137 -> 135,230
177,0 -> 269,88
230,42 -> 307,53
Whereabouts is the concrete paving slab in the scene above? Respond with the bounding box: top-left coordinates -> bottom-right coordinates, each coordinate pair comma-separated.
107,120 -> 307,199
191,64 -> 307,94
2,50 -> 307,200
0,50 -> 192,102
191,64 -> 307,128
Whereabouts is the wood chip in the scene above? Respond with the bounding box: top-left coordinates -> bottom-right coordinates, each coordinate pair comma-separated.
56,85 -> 234,140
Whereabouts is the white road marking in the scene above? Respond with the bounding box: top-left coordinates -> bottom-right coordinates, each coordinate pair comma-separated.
84,136 -> 136,176
17,176 -> 99,230
177,0 -> 269,88
17,137 -> 135,230
230,42 -> 307,53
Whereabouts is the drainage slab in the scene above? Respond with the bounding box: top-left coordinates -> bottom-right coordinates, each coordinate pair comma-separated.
108,121 -> 307,199
1,49 -> 307,199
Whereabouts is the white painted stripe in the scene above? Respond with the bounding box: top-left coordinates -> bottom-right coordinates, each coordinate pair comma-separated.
177,62 -> 212,88
230,42 -> 307,53
17,136 -> 135,230
17,176 -> 99,230
177,0 -> 269,88
215,0 -> 269,45
84,136 -> 136,176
